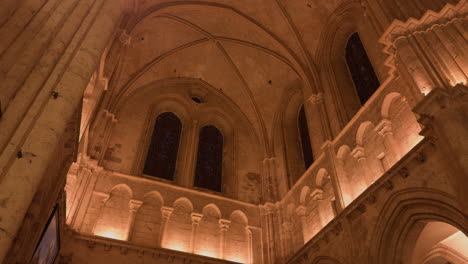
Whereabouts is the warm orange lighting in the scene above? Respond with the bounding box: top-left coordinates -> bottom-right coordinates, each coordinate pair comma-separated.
197,250 -> 217,258
226,256 -> 246,263
95,229 -> 125,240
421,87 -> 431,96
165,242 -> 189,253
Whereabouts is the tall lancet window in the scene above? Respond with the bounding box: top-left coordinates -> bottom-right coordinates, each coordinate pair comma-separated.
194,125 -> 223,192
143,112 -> 181,180
299,105 -> 314,169
345,33 -> 381,105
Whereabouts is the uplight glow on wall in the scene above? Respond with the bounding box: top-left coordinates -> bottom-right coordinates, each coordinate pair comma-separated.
95,228 -> 126,241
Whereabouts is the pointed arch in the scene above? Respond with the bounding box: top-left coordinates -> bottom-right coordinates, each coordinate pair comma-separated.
370,188 -> 468,264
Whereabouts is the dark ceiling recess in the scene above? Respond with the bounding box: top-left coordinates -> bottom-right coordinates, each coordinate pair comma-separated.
191,97 -> 203,104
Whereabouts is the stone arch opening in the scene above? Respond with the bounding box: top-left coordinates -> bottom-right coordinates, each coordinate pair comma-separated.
371,189 -> 468,264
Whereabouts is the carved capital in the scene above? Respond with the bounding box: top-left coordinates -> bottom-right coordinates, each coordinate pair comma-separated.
351,146 -> 366,160
310,189 -> 324,201
375,119 -> 393,136
129,199 -> 143,212
119,30 -> 132,45
161,206 -> 174,219
307,93 -> 324,105
93,191 -> 110,204
191,213 -> 203,224
295,205 -> 307,217
219,219 -> 231,231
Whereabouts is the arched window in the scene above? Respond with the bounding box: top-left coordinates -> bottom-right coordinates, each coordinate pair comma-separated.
345,33 -> 380,105
298,105 -> 314,169
194,125 -> 223,192
143,112 -> 181,180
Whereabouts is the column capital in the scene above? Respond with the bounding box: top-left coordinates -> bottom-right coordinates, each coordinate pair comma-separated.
351,145 -> 366,160
103,109 -> 118,123
161,206 -> 174,219
306,93 -> 324,105
219,219 -> 231,230
375,119 -> 393,136
119,29 -> 132,45
191,213 -> 203,224
310,189 -> 324,201
92,191 -> 110,203
295,205 -> 307,217
129,199 -> 143,211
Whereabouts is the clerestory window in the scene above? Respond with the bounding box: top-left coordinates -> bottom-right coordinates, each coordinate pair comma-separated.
194,125 -> 223,192
143,112 -> 182,180
345,33 -> 380,105
298,105 -> 314,169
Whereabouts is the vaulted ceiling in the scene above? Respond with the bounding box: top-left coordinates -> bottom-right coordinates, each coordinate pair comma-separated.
106,0 -> 344,156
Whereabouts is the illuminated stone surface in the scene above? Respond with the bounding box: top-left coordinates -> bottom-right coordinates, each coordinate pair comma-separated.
0,0 -> 467,264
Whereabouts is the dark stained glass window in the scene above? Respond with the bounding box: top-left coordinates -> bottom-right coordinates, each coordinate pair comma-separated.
345,33 -> 381,105
143,112 -> 181,180
299,105 -> 314,169
194,125 -> 223,192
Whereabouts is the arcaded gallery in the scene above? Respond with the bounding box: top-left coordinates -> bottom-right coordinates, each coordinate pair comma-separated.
0,0 -> 467,263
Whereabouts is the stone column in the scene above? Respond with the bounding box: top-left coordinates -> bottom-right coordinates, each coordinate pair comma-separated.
414,85 -> 468,212
295,206 -> 308,243
246,226 -> 254,264
351,146 -> 371,185
190,212 -> 203,253
321,141 -> 345,212
304,93 -> 331,158
159,206 -> 174,248
90,192 -> 110,235
125,199 -> 143,241
262,204 -> 278,264
219,219 -> 231,259
261,158 -> 278,203
180,120 -> 199,188
0,0 -> 123,260
281,222 -> 293,258
376,119 -> 401,166
311,189 -> 329,228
